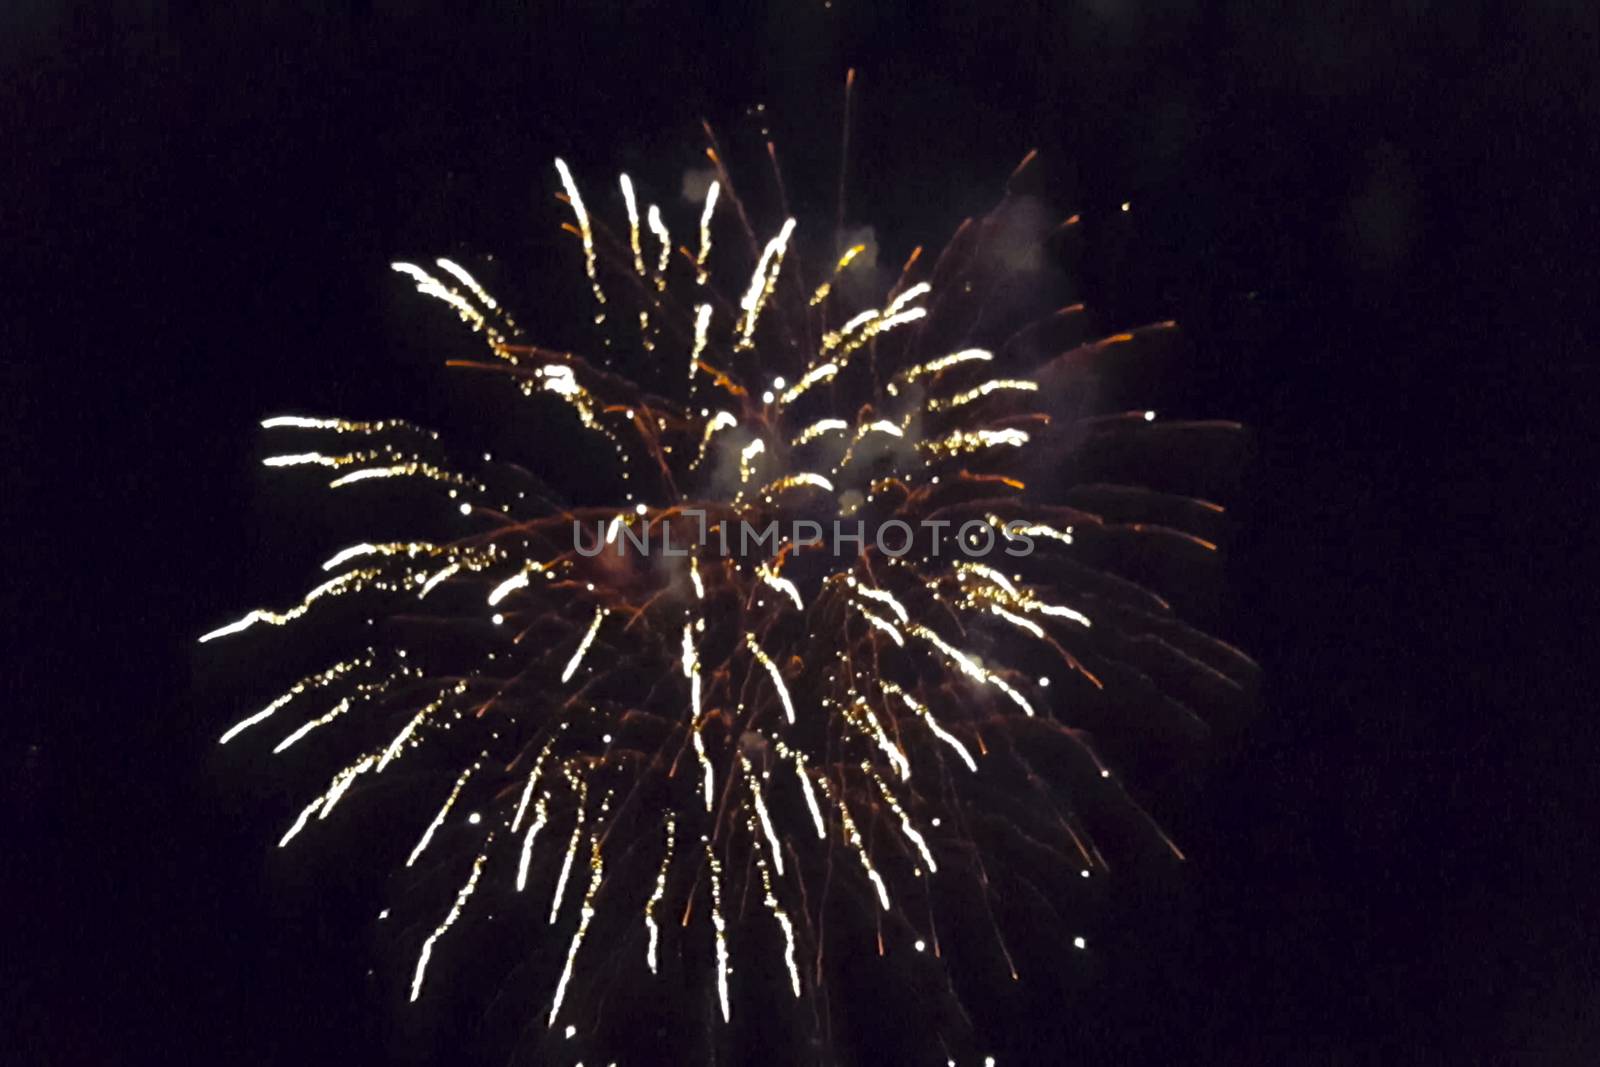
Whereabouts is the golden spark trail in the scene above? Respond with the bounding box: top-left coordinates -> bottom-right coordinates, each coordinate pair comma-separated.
406,763 -> 477,867
410,840 -> 492,1002
695,180 -> 720,285
888,348 -> 993,395
745,633 -> 796,723
793,418 -> 848,446
619,174 -> 646,276
736,218 -> 797,349
554,158 -> 605,314
272,695 -> 352,753
647,204 -> 671,278
218,658 -> 361,744
278,755 -> 376,847
683,624 -> 713,810
707,843 -> 731,1021
512,738 -> 558,834
832,787 -> 890,910
743,755 -> 785,875
515,799 -> 548,892
757,855 -> 801,997
562,608 -> 607,684
199,569 -> 379,642
927,379 -> 1039,411
549,777 -> 589,923
644,816 -> 675,974
548,833 -> 604,1027
872,767 -> 937,872
377,683 -> 466,772
776,740 -> 826,839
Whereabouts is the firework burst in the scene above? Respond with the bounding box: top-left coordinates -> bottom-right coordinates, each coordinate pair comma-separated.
204,109 -> 1256,1064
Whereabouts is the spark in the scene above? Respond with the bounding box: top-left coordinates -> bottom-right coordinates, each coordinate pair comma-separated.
435,258 -> 500,311
644,816 -> 675,974
329,462 -> 472,489
683,624 -> 714,810
927,379 -> 1039,411
856,607 -> 906,646
888,348 -> 993,395
707,843 -> 731,1021
411,841 -> 493,1002
757,855 -> 801,997
736,218 -> 797,349
320,542 -> 437,572
778,362 -> 839,405
377,683 -> 465,772
548,834 -> 604,1027
561,608 -> 607,683
746,633 -> 796,723
847,696 -> 911,781
418,562 -> 461,599
744,755 -> 785,875
488,563 -> 544,606
647,204 -> 671,277
262,452 -> 346,468
988,515 -> 1074,546
407,763 -> 477,867
695,180 -> 719,285
219,658 -> 361,744
555,158 -> 605,310
793,418 -> 848,446
911,624 -> 1036,717
757,562 -> 805,610
873,768 -> 937,871
758,472 -> 834,498
549,778 -> 589,924
272,695 -> 352,753
515,799 -> 548,892
921,429 -> 1030,457
833,789 -> 890,911
809,244 -> 864,305
512,738 -> 557,833
738,437 -> 766,485
989,603 -> 1044,638
277,755 -> 376,848
692,410 -> 737,469
199,569 -> 378,642
619,174 -> 645,276
846,577 -> 909,624
885,683 -> 977,772
689,303 -> 712,382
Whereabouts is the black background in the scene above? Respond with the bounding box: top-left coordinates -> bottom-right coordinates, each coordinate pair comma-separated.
5,2 -> 1596,1063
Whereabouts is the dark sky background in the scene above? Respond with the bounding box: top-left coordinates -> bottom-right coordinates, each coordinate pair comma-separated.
5,2 -> 1597,1063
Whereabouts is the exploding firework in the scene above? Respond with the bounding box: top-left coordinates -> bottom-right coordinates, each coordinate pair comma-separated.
203,104 -> 1256,1065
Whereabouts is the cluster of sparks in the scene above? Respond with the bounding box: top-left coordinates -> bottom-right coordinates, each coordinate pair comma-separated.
205,129 -> 1254,1065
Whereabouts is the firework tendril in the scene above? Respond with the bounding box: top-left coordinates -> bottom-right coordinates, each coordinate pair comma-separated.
204,116 -> 1257,1065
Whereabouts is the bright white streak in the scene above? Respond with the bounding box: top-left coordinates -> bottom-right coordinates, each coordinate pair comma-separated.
547,838 -> 601,1030
406,764 -> 476,867
417,562 -> 460,599
683,625 -> 713,810
272,696 -> 351,753
561,608 -> 606,683
745,758 -> 784,875
745,634 -> 796,723
549,781 -> 588,924
515,802 -> 548,892
410,842 -> 492,1002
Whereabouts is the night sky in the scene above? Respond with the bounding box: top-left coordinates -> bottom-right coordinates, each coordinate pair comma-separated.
6,2 -> 1597,1063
